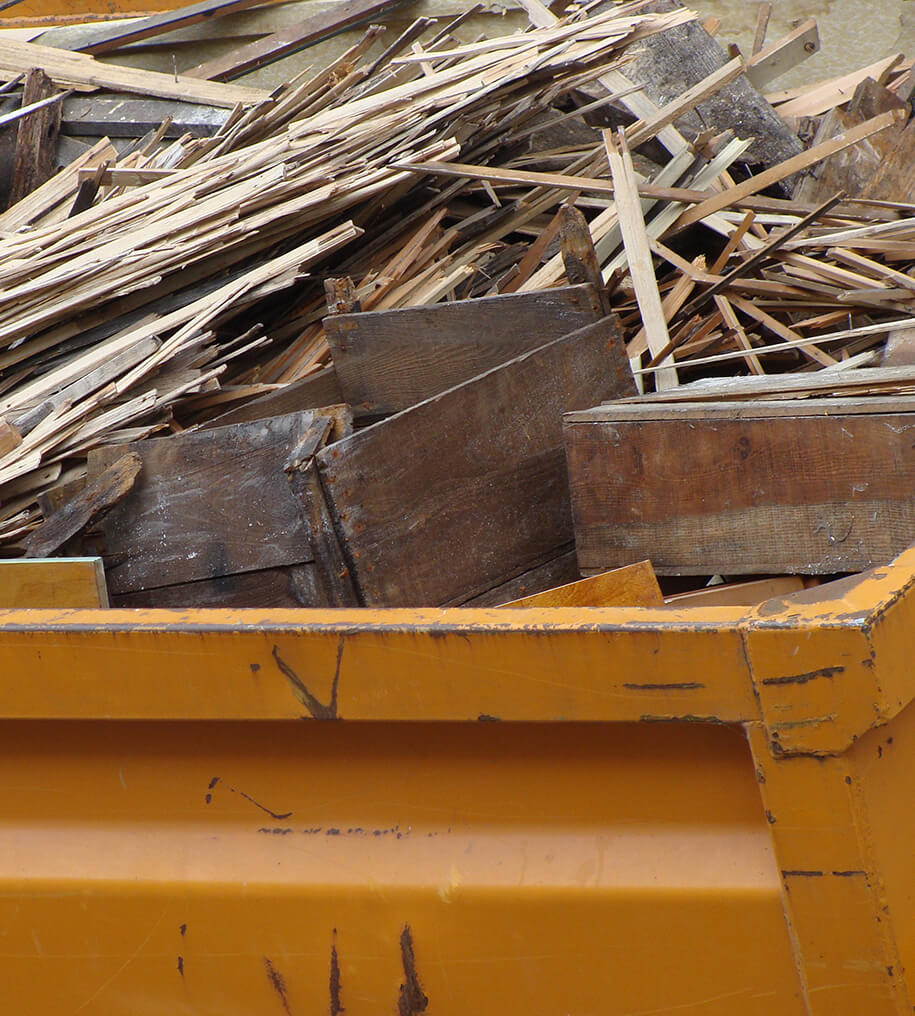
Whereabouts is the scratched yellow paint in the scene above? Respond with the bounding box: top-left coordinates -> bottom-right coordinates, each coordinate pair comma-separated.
0,719 -> 805,1015
0,549 -> 914,1011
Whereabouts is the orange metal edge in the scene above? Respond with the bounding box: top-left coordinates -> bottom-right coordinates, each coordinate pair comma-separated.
0,1 -> 187,26
0,545 -> 912,738
1,556 -> 914,1014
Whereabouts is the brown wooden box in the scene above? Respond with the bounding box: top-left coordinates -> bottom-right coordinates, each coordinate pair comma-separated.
564,397 -> 915,576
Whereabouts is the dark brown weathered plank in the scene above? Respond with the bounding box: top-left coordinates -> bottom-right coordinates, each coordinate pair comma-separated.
290,460 -> 362,607
317,315 -> 634,607
463,548 -> 580,607
185,0 -> 412,81
204,367 -> 344,429
8,69 -> 63,208
565,400 -> 915,576
91,413 -> 317,595
111,563 -> 323,608
24,452 -> 140,559
324,284 -> 605,416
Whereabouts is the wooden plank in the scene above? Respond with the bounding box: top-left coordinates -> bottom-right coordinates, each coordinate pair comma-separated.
7,68 -> 63,207
664,576 -> 806,607
0,419 -> 22,457
772,53 -> 904,118
0,38 -> 267,107
565,406 -> 915,576
745,18 -> 819,90
90,413 -> 317,595
463,549 -> 580,607
324,284 -> 604,416
111,563 -> 323,608
500,560 -> 663,607
605,130 -> 676,388
23,451 -> 140,559
61,95 -> 229,138
595,0 -> 803,168
0,556 -> 108,607
751,2 -> 772,55
75,0 -> 280,56
288,458 -> 361,607
558,207 -> 607,307
675,109 -> 905,229
0,135 -> 114,232
184,0 -> 412,81
204,367 -> 344,428
316,315 -> 635,607
624,55 -> 746,149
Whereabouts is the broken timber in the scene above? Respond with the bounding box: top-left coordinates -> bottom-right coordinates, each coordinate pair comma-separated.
315,315 -> 635,607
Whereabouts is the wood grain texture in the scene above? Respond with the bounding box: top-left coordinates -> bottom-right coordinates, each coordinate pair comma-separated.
317,315 -> 634,607
288,458 -> 361,606
324,284 -> 604,416
565,404 -> 915,575
664,576 -> 806,606
184,0 -> 411,80
594,0 -> 802,168
204,367 -> 344,429
500,560 -> 663,607
8,68 -> 61,208
0,38 -> 266,107
91,412 -> 316,595
462,548 -> 580,607
24,451 -> 140,559
0,557 -> 107,607
794,79 -> 915,205
111,563 -> 323,608
74,0 -> 279,55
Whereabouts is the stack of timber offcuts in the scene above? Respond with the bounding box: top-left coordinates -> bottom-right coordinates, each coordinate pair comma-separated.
3,0 -> 915,606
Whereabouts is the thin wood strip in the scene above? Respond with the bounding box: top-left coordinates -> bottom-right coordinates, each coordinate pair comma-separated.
675,110 -> 906,229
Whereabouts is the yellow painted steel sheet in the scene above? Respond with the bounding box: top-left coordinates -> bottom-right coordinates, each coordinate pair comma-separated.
2,0 -> 177,23
0,720 -> 805,1016
0,546 -> 915,1012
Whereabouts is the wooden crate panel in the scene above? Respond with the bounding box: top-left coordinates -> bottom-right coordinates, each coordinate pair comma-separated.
324,284 -> 604,415
565,400 -> 915,575
317,316 -> 634,606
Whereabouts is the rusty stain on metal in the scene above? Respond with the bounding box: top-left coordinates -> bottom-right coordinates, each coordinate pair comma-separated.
761,666 -> 845,687
272,637 -> 342,720
623,681 -> 705,691
397,926 -> 428,1016
264,957 -> 292,1015
207,776 -> 292,820
330,934 -> 343,1016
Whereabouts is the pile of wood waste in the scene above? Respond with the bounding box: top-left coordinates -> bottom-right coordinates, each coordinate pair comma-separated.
2,0 -> 915,610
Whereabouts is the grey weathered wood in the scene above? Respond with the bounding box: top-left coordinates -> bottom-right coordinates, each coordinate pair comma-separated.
565,400 -> 915,576
204,366 -> 344,429
8,69 -> 63,208
24,452 -> 140,559
324,284 -> 604,416
91,412 -> 317,595
185,0 -> 412,81
74,0 -> 278,55
61,95 -> 230,139
597,0 -> 802,169
317,315 -> 634,607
